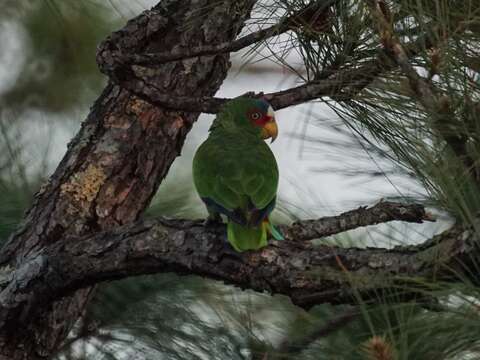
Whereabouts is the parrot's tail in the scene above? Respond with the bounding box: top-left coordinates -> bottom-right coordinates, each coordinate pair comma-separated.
227,221 -> 267,252
227,218 -> 284,252
264,219 -> 284,241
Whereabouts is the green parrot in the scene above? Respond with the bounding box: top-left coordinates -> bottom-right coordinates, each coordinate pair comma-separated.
192,97 -> 284,252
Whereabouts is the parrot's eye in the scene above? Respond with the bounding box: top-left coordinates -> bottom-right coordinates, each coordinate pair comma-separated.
247,109 -> 268,127
250,112 -> 261,120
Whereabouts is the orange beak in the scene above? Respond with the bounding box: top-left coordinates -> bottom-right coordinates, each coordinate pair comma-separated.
261,106 -> 278,143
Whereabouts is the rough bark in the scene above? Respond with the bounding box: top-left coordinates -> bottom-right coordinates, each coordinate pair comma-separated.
0,208 -> 476,315
282,201 -> 433,240
0,1 -> 255,358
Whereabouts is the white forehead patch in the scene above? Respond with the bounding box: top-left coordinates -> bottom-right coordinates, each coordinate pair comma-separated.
267,106 -> 275,118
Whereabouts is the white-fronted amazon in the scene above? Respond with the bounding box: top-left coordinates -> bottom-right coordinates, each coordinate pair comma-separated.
192,97 -> 283,252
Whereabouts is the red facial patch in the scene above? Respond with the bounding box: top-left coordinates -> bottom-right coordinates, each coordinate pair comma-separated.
247,108 -> 270,127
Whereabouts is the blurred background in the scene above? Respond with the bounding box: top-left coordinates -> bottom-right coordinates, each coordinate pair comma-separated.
0,1 -> 469,359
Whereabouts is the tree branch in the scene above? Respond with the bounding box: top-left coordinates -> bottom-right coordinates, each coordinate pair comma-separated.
108,34 -> 439,114
3,201 -> 476,329
112,55 -> 392,113
281,200 -> 434,241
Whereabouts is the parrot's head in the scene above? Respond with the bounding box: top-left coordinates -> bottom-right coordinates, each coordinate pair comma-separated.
213,97 -> 278,142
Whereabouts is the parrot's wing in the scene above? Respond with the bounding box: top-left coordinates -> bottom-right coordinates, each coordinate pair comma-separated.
193,136 -> 278,226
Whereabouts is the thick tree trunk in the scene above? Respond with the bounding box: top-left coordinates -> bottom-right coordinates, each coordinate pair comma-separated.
0,1 -> 254,358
